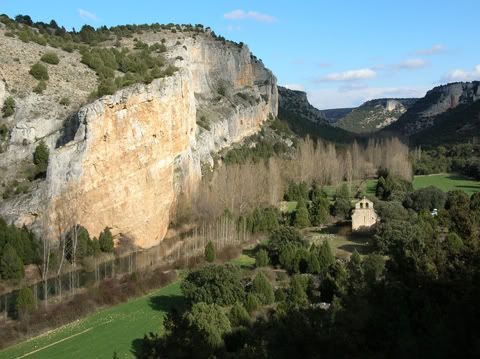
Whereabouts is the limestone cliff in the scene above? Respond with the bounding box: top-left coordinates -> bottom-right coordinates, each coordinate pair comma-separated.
0,31 -> 277,248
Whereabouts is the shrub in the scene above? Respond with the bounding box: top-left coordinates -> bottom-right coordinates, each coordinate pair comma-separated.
33,140 -> 49,175
29,62 -> 49,80
40,52 -> 60,65
0,123 -> 8,140
2,96 -> 15,117
16,287 -> 36,317
59,97 -> 70,106
33,80 -> 47,94
204,241 -> 215,263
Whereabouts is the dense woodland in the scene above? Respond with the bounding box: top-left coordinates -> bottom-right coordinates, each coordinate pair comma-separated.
140,181 -> 480,359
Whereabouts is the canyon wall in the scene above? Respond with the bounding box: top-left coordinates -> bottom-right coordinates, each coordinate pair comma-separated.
0,36 -> 277,248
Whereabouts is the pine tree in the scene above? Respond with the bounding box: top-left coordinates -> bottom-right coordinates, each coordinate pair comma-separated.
251,271 -> 274,305
0,244 -> 25,280
33,140 -> 49,175
318,240 -> 335,275
255,249 -> 269,267
204,241 -> 215,263
16,287 -> 36,317
99,227 -> 114,252
294,198 -> 311,228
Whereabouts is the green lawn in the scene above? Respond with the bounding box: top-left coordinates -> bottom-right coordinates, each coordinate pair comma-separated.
413,173 -> 480,195
0,281 -> 184,359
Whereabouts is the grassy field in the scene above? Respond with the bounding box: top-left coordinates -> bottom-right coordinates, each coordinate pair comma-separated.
0,252 -> 257,359
303,223 -> 372,259
0,282 -> 184,359
413,173 -> 480,195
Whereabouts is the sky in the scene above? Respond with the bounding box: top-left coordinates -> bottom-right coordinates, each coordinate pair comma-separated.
1,0 -> 479,109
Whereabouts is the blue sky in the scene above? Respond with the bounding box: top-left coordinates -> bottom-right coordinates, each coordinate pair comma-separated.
1,0 -> 479,108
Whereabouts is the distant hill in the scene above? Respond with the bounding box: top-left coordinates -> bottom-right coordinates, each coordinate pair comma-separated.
278,86 -> 355,143
335,98 -> 417,133
320,108 -> 354,124
385,81 -> 480,139
409,99 -> 480,146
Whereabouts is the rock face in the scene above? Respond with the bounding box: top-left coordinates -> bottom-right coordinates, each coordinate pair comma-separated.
386,82 -> 480,136
335,98 -> 418,134
0,33 -> 277,248
47,70 -> 197,248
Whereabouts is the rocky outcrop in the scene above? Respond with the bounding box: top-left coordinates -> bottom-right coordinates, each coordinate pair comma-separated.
335,98 -> 418,134
0,33 -> 277,248
386,81 -> 480,135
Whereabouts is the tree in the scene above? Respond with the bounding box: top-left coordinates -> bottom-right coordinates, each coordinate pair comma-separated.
33,140 -> 49,175
0,244 -> 25,280
268,226 -> 305,265
29,62 -> 49,81
406,186 -> 446,211
309,195 -> 330,226
16,287 -> 36,318
251,271 -> 274,305
185,302 -> 231,349
181,264 -> 244,306
99,227 -> 114,252
318,240 -> 335,275
294,198 -> 311,228
204,241 -> 215,263
2,96 -> 15,118
244,293 -> 260,313
286,275 -> 309,309
255,249 -> 269,267
362,254 -> 385,283
229,302 -> 250,327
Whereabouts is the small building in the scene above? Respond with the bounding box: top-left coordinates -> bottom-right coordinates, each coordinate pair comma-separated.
352,197 -> 378,231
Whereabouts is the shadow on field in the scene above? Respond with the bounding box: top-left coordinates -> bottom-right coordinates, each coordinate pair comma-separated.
149,294 -> 186,312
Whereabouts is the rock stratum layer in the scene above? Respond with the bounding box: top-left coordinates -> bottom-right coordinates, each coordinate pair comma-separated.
0,34 -> 277,248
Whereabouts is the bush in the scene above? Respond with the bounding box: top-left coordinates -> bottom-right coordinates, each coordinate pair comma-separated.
33,140 -> 49,175
40,52 -> 59,65
2,96 -> 15,118
29,62 -> 49,80
255,249 -> 269,267
16,287 -> 36,317
33,80 -> 47,94
204,241 -> 215,263
0,123 -> 8,140
59,97 -> 70,106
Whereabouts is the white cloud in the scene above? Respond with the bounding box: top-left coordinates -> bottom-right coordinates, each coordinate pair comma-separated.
307,86 -> 428,109
442,64 -> 480,82
316,68 -> 376,82
415,44 -> 444,55
283,83 -> 306,92
78,8 -> 98,22
395,58 -> 428,70
224,10 -> 277,23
